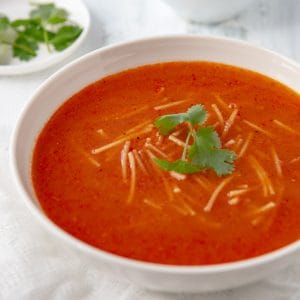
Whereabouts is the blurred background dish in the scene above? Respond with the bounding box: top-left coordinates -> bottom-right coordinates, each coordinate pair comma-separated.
162,0 -> 257,23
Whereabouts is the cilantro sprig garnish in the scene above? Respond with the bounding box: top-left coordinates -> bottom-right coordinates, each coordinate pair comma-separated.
0,15 -> 17,64
0,3 -> 82,64
154,105 -> 237,176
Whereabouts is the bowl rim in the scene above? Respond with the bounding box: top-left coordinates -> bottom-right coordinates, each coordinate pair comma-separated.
9,34 -> 300,274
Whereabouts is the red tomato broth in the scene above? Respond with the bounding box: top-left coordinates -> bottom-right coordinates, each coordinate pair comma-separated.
32,62 -> 300,265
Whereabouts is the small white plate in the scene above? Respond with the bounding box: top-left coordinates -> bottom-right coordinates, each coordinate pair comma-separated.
0,0 -> 90,75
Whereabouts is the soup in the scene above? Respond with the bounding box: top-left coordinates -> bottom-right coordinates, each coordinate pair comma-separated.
32,62 -> 300,265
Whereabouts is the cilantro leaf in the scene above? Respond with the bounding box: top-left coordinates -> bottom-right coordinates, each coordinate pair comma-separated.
192,127 -> 221,151
188,127 -> 236,176
205,149 -> 236,176
23,26 -> 47,43
50,25 -> 82,51
186,105 -> 208,126
0,15 -> 16,64
0,16 -> 17,44
189,127 -> 218,166
155,104 -> 208,135
13,33 -> 38,61
154,113 -> 187,135
153,158 -> 202,174
30,3 -> 68,24
47,9 -> 68,24
30,3 -> 55,20
0,26 -> 17,44
12,20 -> 49,43
0,15 -> 10,31
11,18 -> 41,28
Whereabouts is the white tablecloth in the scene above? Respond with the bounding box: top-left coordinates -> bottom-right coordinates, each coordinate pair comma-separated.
1,0 -> 300,299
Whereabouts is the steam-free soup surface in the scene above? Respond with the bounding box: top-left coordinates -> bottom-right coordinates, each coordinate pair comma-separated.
32,62 -> 300,265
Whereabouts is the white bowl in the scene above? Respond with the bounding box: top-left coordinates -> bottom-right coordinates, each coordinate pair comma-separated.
0,0 -> 90,75
162,0 -> 257,23
10,36 -> 300,293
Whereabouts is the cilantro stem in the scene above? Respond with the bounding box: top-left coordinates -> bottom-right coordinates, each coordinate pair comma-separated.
181,131 -> 192,161
43,27 -> 51,53
186,121 -> 197,142
13,43 -> 36,55
0,41 -> 12,46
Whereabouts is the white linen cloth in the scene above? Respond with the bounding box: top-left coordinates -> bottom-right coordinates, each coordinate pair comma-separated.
1,0 -> 300,299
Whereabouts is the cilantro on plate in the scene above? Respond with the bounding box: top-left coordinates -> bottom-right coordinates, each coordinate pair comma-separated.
0,3 -> 83,64
50,25 -> 82,51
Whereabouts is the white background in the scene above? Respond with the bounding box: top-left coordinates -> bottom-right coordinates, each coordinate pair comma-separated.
1,0 -> 300,299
